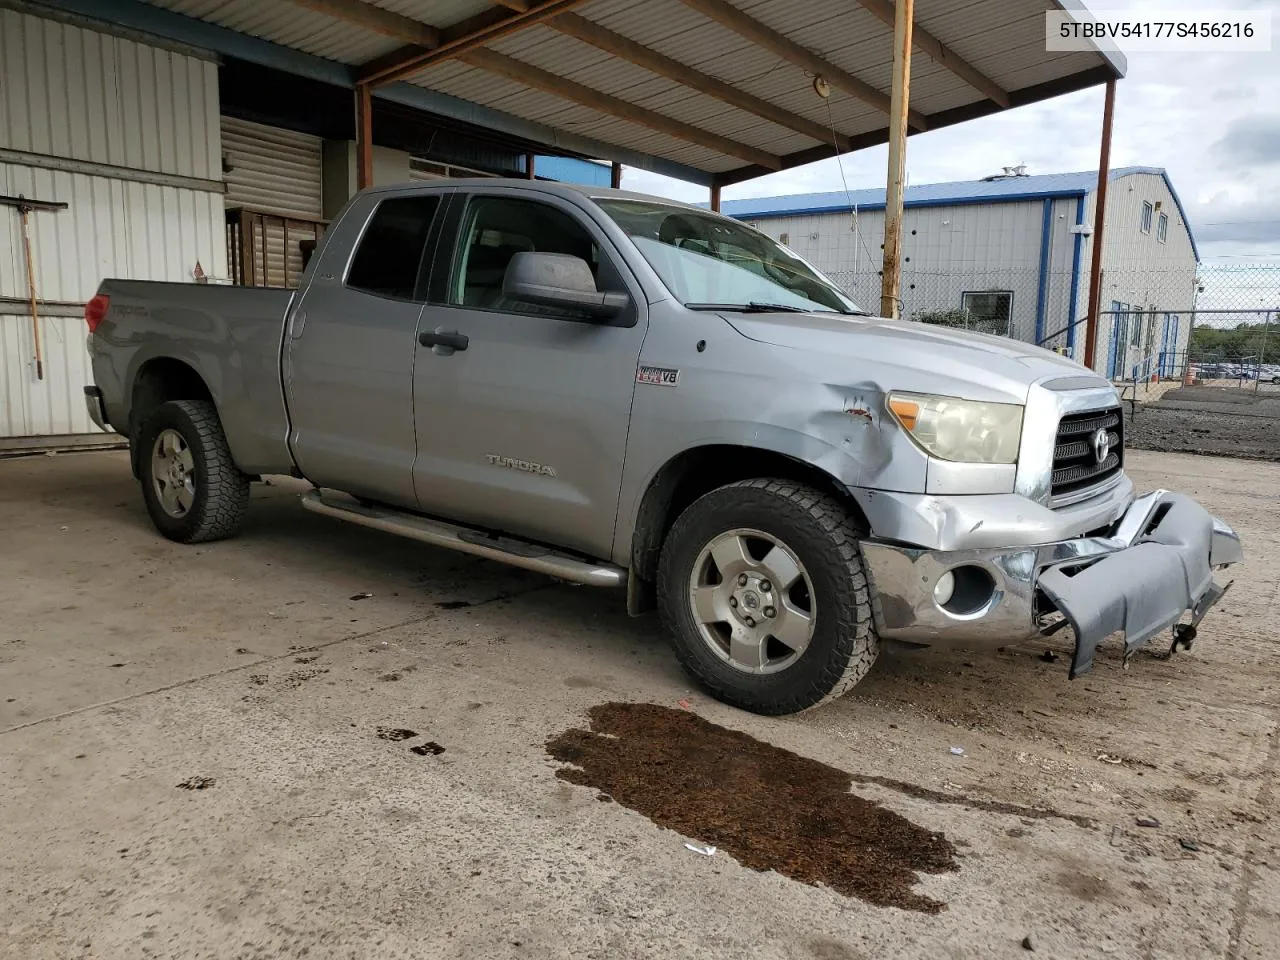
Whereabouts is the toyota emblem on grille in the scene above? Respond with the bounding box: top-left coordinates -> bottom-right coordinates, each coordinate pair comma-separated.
1092,427 -> 1111,465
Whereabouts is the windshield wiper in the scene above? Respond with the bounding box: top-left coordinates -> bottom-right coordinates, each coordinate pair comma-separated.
684,301 -> 810,314
686,301 -> 870,316
743,301 -> 811,313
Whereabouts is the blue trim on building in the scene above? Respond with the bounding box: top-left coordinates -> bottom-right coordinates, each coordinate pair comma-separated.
1035,198 -> 1054,343
719,166 -> 1199,260
25,0 -> 714,186
522,155 -> 611,187
1067,195 -> 1086,354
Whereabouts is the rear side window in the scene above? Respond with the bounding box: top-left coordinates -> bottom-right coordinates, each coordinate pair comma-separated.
346,195 -> 441,300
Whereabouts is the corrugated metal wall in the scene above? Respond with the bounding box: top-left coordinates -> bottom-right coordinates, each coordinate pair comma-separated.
0,9 -> 224,439
0,8 -> 220,181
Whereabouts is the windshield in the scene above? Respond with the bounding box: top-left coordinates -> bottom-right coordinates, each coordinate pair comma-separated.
595,198 -> 863,314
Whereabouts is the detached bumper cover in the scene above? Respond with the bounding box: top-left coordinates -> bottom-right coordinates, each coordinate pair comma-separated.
861,490 -> 1243,678
1038,492 -> 1240,677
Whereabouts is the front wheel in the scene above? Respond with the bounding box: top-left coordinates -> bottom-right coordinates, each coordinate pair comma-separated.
657,479 -> 879,715
138,399 -> 249,543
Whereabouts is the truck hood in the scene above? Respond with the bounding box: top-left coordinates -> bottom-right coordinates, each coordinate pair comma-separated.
721,311 -> 1099,403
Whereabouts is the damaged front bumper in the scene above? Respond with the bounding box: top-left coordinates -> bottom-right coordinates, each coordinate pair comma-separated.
860,490 -> 1243,677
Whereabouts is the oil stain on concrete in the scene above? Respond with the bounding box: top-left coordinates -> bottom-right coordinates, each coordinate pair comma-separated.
547,702 -> 957,913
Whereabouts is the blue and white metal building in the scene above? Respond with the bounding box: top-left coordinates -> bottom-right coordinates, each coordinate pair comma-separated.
721,167 -> 1199,379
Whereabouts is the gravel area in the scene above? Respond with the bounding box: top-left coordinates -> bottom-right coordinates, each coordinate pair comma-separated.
1127,386 -> 1280,461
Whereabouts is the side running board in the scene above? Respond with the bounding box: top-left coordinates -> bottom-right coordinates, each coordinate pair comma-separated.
299,490 -> 626,588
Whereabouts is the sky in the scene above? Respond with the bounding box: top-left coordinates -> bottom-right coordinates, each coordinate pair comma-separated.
618,0 -> 1280,266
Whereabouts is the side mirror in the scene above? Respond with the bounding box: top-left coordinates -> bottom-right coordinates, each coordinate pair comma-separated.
502,251 -> 628,320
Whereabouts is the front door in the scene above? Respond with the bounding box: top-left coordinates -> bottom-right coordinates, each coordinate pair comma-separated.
1160,313 -> 1179,376
284,190 -> 445,506
411,190 -> 646,559
1107,302 -> 1128,379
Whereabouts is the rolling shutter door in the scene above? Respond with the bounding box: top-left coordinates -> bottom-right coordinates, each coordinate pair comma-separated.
221,117 -> 323,287
221,117 -> 322,217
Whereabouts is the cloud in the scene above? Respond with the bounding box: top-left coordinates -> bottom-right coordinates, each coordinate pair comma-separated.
1212,116 -> 1280,166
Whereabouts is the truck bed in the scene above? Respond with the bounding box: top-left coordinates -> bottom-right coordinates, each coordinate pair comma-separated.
90,280 -> 296,475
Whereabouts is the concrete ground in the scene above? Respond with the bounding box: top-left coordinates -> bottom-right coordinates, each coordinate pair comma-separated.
2,449 -> 1277,960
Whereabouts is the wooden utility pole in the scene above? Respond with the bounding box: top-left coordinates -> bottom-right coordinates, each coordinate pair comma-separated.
879,0 -> 914,319
525,152 -> 537,179
1084,78 -> 1116,370
610,161 -> 622,189
355,83 -> 374,190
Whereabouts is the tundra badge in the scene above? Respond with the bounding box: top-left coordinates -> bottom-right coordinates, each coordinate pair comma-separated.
486,455 -> 557,478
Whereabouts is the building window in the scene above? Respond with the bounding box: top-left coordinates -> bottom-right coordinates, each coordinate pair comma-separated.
1141,201 -> 1153,234
779,232 -> 790,246
960,291 -> 1013,336
1157,212 -> 1168,243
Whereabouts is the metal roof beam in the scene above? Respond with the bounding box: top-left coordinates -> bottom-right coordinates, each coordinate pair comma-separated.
676,0 -> 928,131
281,0 -> 439,48
853,0 -> 1010,108
487,3 -> 850,149
357,0 -> 592,87
459,48 -> 782,169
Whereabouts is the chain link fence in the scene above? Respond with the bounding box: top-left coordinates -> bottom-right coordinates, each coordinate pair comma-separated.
822,262 -> 1279,392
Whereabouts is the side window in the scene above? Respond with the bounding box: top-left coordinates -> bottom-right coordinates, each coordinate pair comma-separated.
1140,201 -> 1153,234
346,195 -> 441,300
450,196 -> 599,315
1157,212 -> 1168,243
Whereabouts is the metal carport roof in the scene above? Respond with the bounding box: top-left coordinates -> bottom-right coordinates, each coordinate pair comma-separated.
24,0 -> 1126,187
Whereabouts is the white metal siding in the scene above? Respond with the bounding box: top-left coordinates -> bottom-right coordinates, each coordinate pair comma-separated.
0,163 -> 227,438
0,314 -> 97,436
1073,173 -> 1199,376
747,199 -> 1047,339
221,116 -> 323,219
0,8 -> 220,181
0,10 -> 223,439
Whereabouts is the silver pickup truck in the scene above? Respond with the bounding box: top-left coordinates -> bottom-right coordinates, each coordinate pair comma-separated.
83,180 -> 1242,715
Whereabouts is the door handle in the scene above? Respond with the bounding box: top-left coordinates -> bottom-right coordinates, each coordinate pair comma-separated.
418,329 -> 469,352
289,310 -> 307,340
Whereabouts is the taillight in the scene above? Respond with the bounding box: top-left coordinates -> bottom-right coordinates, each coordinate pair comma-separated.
85,295 -> 109,333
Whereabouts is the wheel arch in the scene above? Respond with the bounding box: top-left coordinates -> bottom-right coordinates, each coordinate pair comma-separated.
127,357 -> 216,477
628,444 -> 870,586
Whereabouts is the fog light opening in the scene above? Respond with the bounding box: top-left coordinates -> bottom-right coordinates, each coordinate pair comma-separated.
936,565 -> 997,617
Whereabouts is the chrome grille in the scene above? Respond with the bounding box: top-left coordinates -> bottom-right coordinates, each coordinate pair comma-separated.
1051,407 -> 1123,499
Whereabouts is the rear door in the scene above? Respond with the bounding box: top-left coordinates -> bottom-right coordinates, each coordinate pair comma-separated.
410,189 -> 647,559
284,189 -> 447,506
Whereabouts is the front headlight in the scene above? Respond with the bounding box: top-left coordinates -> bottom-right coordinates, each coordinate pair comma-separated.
887,392 -> 1024,464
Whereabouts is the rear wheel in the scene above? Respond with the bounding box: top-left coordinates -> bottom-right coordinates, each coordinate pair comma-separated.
657,479 -> 879,715
138,399 -> 249,543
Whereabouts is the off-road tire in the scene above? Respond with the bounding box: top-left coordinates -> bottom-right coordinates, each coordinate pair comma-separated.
138,399 -> 249,543
657,478 -> 879,715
